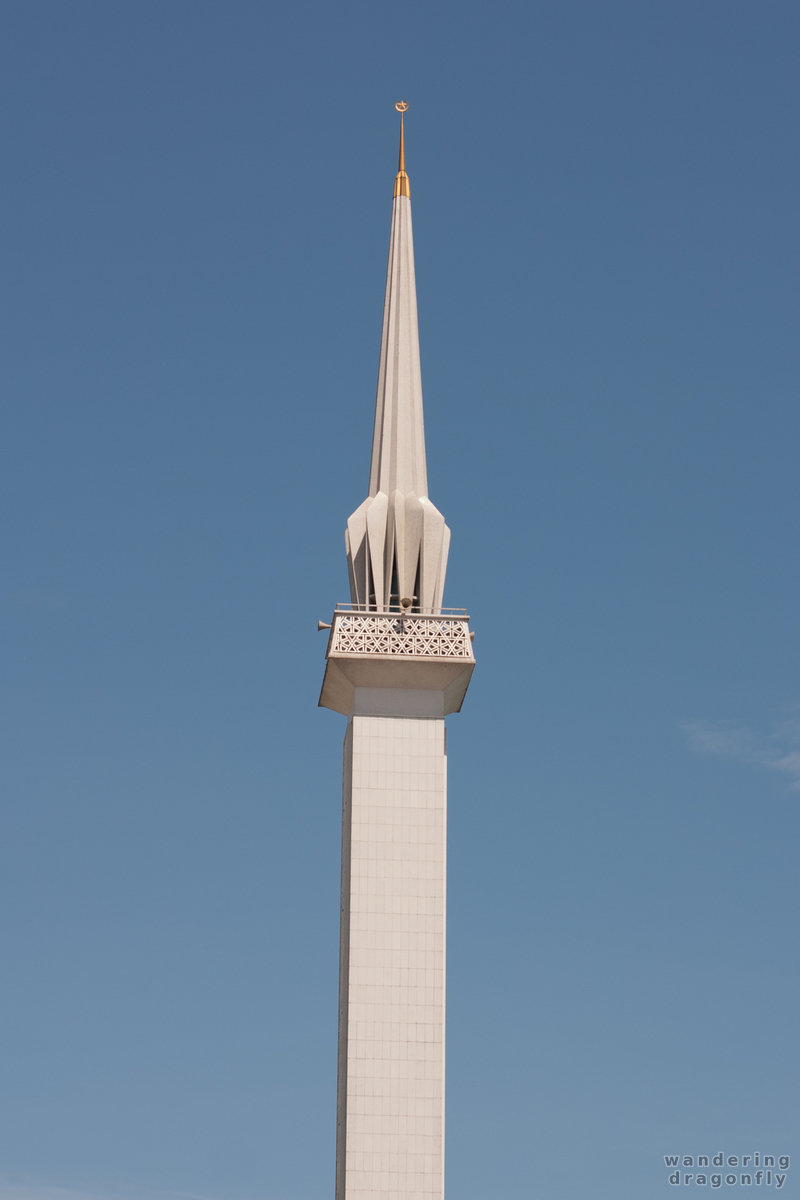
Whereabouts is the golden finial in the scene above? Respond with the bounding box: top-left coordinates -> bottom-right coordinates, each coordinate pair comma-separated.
393,101 -> 410,199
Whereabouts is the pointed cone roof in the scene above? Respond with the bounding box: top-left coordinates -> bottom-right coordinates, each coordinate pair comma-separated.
345,105 -> 450,614
368,105 -> 426,498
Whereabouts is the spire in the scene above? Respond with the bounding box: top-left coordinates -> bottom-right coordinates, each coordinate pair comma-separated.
370,101 -> 425,499
394,100 -> 410,198
345,104 -> 450,614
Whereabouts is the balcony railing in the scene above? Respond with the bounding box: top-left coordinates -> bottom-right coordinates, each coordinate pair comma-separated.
328,608 -> 473,660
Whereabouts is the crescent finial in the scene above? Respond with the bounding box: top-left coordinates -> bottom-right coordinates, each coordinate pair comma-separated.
393,102 -> 410,197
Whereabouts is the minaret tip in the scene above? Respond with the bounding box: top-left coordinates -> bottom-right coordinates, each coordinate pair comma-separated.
346,102 -> 450,614
393,101 -> 410,198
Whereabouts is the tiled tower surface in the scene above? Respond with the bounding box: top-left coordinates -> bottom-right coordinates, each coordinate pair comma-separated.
337,715 -> 447,1199
320,106 -> 473,1200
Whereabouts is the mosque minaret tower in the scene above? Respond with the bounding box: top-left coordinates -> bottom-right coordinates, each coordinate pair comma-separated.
320,103 -> 474,1200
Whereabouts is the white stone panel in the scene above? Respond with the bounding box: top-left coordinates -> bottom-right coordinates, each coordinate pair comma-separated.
336,714 -> 447,1200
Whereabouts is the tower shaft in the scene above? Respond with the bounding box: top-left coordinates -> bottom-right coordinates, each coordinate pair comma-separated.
336,714 -> 446,1199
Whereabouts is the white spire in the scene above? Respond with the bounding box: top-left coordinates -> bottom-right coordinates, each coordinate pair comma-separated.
368,177 -> 427,497
345,105 -> 450,614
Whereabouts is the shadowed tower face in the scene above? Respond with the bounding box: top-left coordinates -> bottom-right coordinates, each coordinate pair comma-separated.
320,106 -> 474,1200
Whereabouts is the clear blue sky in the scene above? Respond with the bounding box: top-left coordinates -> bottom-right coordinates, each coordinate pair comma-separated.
2,2 -> 798,1199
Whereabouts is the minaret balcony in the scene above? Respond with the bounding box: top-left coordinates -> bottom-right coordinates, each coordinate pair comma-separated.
319,605 -> 475,718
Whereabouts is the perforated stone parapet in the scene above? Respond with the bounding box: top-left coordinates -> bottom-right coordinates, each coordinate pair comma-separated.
330,610 -> 473,660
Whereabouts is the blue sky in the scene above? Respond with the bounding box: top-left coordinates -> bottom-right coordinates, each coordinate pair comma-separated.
2,2 -> 798,1198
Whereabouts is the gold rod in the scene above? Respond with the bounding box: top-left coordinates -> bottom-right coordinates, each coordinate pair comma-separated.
393,101 -> 410,198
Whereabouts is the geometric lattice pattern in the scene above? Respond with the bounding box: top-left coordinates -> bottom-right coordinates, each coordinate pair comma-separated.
331,611 -> 472,659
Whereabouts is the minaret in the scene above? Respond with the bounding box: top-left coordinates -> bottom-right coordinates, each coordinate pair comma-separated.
320,105 -> 474,1200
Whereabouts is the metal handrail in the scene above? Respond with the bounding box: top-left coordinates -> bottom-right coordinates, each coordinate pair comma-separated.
333,603 -> 469,618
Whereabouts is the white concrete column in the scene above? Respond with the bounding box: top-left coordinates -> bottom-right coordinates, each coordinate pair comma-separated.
336,713 -> 447,1200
